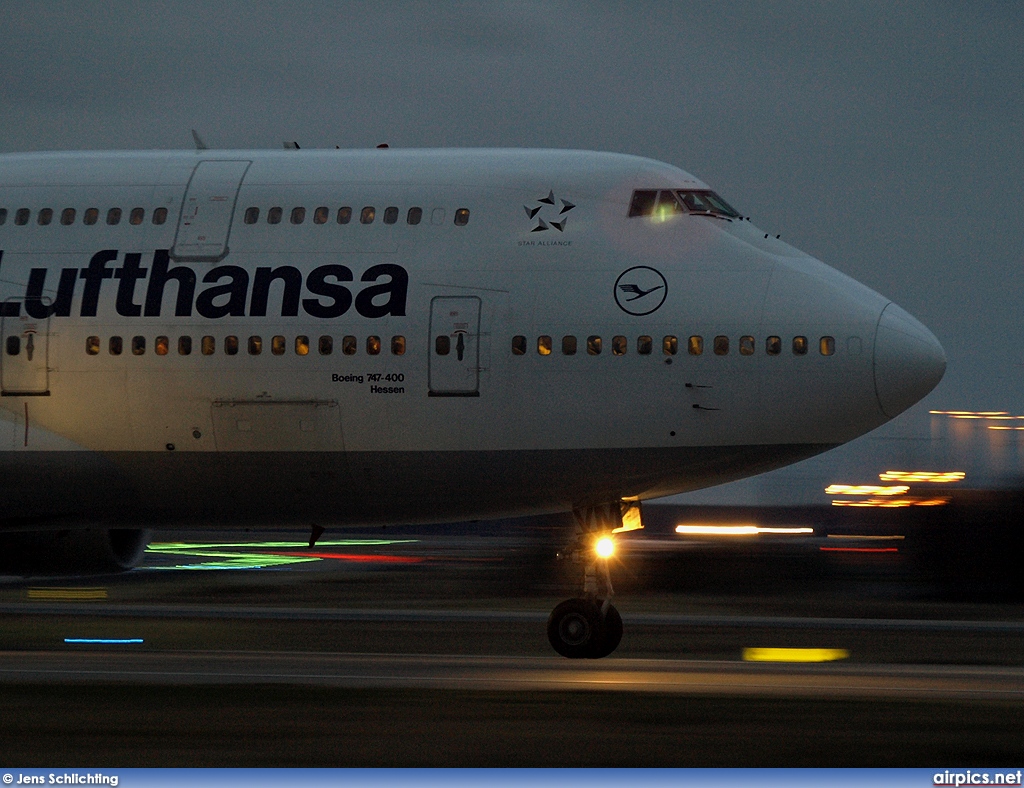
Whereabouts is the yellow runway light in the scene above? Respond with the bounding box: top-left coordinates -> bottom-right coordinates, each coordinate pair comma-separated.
743,647 -> 849,663
27,588 -> 108,601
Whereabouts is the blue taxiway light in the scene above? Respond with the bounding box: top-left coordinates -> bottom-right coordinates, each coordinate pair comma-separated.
64,638 -> 144,644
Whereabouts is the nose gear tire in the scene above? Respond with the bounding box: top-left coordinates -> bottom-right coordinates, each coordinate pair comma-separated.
548,598 -> 623,658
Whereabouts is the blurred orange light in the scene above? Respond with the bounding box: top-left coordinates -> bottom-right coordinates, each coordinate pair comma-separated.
878,471 -> 965,483
675,524 -> 813,536
825,484 -> 909,496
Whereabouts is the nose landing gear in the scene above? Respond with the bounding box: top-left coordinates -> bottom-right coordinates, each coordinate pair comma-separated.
547,504 -> 629,659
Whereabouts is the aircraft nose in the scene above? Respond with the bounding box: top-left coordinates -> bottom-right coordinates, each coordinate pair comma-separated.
873,302 -> 946,419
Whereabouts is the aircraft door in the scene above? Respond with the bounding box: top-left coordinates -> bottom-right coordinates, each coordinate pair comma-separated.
1,306 -> 49,395
171,160 -> 252,262
429,296 -> 481,397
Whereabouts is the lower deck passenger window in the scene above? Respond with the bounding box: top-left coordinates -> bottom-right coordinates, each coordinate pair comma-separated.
296,336 -> 310,356
109,336 -> 122,356
511,335 -> 526,355
367,336 -> 381,355
713,336 -> 729,355
587,336 -> 602,355
225,336 -> 239,355
435,335 -> 450,355
612,336 -> 627,356
687,336 -> 702,356
319,335 -> 333,355
132,336 -> 145,355
663,336 -> 678,356
562,336 -> 577,355
391,335 -> 406,355
637,336 -> 652,355
820,336 -> 835,356
739,336 -> 754,356
766,336 -> 781,356
155,336 -> 169,356
85,336 -> 98,355
179,336 -> 192,356
793,336 -> 808,355
343,335 -> 357,355
272,336 -> 286,355
202,336 -> 215,355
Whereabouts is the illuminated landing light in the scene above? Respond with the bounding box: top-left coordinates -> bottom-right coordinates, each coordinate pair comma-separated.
988,426 -> 1024,431
878,471 -> 965,483
675,524 -> 813,536
820,547 -> 899,553
743,647 -> 849,663
595,536 -> 615,559
27,588 -> 107,601
64,638 -> 143,644
825,485 -> 909,496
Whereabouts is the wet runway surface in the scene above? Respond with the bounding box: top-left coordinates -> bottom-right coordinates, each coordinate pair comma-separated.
2,527 -> 1023,765
4,649 -> 1024,700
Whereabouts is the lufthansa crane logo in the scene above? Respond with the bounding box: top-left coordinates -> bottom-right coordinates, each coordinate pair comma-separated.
614,266 -> 667,316
524,190 -> 575,232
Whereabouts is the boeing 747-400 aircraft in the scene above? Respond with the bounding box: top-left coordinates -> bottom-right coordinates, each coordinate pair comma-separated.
0,146 -> 945,656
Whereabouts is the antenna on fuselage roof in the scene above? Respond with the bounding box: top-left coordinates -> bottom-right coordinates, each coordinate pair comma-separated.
283,141 -> 300,149
191,129 -> 209,151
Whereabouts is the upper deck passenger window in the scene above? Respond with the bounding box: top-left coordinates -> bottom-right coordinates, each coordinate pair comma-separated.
61,208 -> 76,225
337,207 -> 352,224
37,208 -> 53,226
407,207 -> 422,225
153,207 -> 168,225
0,209 -> 7,225
383,207 -> 399,225
84,208 -> 99,225
129,208 -> 144,225
290,207 -> 305,225
267,207 -> 283,224
454,208 -> 470,226
244,207 -> 259,224
107,208 -> 122,226
313,207 -> 329,225
15,209 -> 29,226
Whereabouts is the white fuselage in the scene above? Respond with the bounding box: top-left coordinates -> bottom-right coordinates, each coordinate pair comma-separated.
0,148 -> 944,527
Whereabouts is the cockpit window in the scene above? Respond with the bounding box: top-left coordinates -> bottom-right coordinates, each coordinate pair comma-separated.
628,190 -> 657,217
676,190 -> 740,218
629,189 -> 740,220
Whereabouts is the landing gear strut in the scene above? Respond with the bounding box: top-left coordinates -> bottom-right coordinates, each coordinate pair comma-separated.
547,504 -> 628,659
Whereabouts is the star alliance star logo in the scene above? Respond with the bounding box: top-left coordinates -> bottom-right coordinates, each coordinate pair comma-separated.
524,191 -> 575,232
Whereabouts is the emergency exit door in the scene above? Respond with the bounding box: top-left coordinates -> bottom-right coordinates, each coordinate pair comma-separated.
428,296 -> 481,397
1,307 -> 49,396
171,160 -> 251,262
